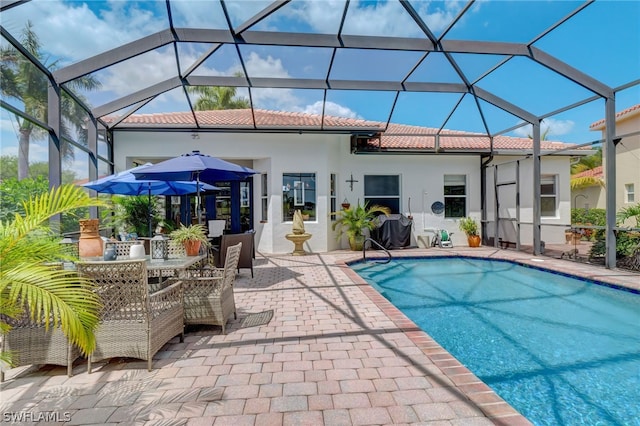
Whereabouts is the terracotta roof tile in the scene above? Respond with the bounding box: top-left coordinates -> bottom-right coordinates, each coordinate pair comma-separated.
571,165 -> 603,179
107,109 -> 579,152
589,103 -> 640,130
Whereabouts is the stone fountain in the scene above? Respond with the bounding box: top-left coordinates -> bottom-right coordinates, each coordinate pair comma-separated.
285,210 -> 312,255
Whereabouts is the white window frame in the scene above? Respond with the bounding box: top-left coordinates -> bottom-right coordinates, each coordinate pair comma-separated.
293,180 -> 305,206
261,174 -> 268,221
540,174 -> 558,218
364,174 -> 401,213
330,173 -> 337,221
625,183 -> 635,203
443,174 -> 467,219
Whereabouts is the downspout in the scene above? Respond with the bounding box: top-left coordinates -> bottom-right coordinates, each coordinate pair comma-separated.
480,139 -> 494,245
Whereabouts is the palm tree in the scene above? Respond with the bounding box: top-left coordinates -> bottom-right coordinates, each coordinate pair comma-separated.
570,147 -> 604,189
187,72 -> 250,110
0,21 -> 101,180
617,203 -> 640,227
0,185 -> 106,366
571,147 -> 602,175
332,201 -> 391,250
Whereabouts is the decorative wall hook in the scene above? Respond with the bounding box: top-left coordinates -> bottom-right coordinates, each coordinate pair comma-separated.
346,174 -> 358,191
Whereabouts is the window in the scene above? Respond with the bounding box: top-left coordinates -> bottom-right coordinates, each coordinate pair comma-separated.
261,174 -> 268,221
540,175 -> 557,217
364,175 -> 400,213
330,173 -> 337,221
283,173 -> 316,221
444,175 -> 466,218
625,183 -> 635,203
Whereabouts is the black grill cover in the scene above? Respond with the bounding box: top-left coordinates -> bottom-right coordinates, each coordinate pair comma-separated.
372,214 -> 413,249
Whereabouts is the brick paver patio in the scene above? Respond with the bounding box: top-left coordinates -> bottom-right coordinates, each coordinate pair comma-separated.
1,247 -> 637,425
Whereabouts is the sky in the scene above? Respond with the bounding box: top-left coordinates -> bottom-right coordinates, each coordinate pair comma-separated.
1,0 -> 639,177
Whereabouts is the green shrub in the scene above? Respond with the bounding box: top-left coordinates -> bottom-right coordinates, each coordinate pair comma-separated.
589,231 -> 640,259
571,207 -> 605,226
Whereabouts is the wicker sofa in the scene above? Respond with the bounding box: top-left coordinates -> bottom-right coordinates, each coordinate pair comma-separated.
175,242 -> 242,334
75,259 -> 184,373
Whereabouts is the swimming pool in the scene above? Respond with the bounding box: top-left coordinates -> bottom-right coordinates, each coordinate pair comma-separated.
351,257 -> 640,426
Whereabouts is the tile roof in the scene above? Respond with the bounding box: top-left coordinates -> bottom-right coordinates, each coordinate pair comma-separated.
108,109 -> 580,152
589,103 -> 640,130
571,165 -> 603,179
111,109 -> 383,130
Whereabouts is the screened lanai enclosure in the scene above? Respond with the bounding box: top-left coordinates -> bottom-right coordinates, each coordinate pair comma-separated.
1,0 -> 639,269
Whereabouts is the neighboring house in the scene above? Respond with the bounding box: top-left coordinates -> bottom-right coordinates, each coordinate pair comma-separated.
111,109 -> 586,254
589,104 -> 640,226
571,165 -> 605,210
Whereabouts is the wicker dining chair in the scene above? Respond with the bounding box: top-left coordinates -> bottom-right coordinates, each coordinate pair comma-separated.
1,263 -> 80,382
1,310 -> 80,382
174,242 -> 242,334
75,259 -> 184,373
215,231 -> 255,277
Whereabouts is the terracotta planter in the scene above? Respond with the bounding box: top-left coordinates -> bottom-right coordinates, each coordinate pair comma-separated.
467,235 -> 481,248
78,218 -> 103,258
184,240 -> 202,256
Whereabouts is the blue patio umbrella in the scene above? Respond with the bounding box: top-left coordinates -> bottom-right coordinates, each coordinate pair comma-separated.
82,163 -> 220,236
131,150 -> 257,183
132,151 -> 257,223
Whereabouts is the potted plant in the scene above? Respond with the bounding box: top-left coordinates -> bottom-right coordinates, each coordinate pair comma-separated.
169,223 -> 209,256
332,202 -> 391,250
458,217 -> 481,247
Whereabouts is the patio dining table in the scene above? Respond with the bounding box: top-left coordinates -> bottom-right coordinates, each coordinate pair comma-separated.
71,254 -> 207,284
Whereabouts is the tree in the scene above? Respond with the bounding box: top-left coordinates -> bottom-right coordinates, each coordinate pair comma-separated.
187,73 -> 250,110
527,126 -> 551,141
0,22 -> 100,180
570,147 -> 604,189
0,185 -> 106,366
571,147 -> 602,175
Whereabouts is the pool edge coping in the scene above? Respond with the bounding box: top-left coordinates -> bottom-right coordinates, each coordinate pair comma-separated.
337,254 -> 534,425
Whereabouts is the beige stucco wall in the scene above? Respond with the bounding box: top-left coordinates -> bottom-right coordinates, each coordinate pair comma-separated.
113,131 -> 573,253
595,107 -> 640,226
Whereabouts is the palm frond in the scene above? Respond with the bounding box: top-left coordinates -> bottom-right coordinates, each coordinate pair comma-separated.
1,185 -> 105,359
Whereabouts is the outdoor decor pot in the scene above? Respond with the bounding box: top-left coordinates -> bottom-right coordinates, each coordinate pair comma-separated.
129,242 -> 146,259
467,235 -> 481,248
184,240 -> 202,256
349,235 -> 365,251
79,218 -> 103,258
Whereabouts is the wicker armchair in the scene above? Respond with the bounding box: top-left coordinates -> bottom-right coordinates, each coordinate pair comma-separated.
176,242 -> 242,334
1,264 -> 79,382
75,259 -> 184,373
1,312 -> 79,382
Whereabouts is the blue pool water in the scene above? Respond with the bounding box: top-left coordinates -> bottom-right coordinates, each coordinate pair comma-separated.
351,257 -> 640,426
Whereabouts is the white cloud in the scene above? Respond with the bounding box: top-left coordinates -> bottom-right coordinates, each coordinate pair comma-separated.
245,52 -> 290,79
513,118 -> 575,139
100,49 -> 178,97
302,101 -> 361,119
288,0 -> 464,36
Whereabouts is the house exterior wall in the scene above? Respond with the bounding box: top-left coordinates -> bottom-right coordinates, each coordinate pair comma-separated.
483,155 -> 573,245
595,107 -> 640,227
114,131 -> 572,253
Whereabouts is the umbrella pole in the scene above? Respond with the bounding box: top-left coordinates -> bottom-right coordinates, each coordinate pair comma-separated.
148,184 -> 153,238
196,175 -> 202,225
